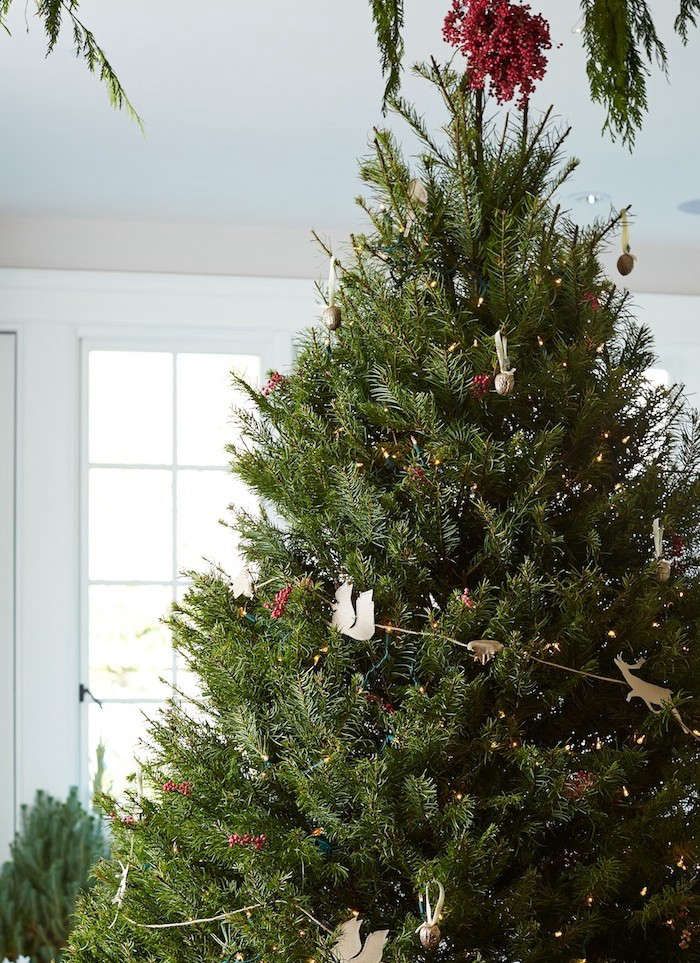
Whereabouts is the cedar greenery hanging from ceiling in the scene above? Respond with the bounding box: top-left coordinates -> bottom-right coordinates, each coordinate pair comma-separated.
1,0 -> 698,144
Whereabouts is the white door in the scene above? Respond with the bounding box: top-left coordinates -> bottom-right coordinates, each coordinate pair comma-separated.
0,333 -> 16,856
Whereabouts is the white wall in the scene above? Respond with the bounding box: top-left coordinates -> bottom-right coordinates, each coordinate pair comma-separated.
0,334 -> 16,856
636,293 -> 700,403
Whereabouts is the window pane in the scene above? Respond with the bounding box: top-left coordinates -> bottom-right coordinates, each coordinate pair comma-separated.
89,351 -> 173,465
176,353 -> 260,466
176,469 -> 251,574
89,702 -> 156,800
89,585 -> 173,699
89,468 -> 173,580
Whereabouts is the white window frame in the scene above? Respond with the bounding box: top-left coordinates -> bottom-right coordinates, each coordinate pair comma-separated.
0,268 -> 314,823
79,335 -> 263,795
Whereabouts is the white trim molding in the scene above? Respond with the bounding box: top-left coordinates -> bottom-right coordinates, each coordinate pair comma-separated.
0,333 -> 17,856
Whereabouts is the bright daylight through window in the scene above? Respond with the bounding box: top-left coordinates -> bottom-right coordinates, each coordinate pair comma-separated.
85,349 -> 259,795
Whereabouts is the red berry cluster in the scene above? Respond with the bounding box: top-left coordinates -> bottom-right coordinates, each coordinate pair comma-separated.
443,0 -> 552,108
563,770 -> 597,799
363,692 -> 396,714
471,373 -> 491,398
407,464 -> 428,484
582,290 -> 601,311
262,371 -> 285,396
227,832 -> 267,850
460,587 -> 476,608
666,907 -> 697,950
162,779 -> 192,796
671,533 -> 685,558
266,584 -> 293,619
109,811 -> 138,827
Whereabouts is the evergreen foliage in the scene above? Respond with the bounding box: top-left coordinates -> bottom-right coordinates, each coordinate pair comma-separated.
68,65 -> 699,962
0,788 -> 105,962
0,1 -> 140,127
371,0 -> 698,145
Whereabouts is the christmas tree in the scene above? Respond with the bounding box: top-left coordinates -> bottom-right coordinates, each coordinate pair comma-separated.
68,50 -> 700,963
0,789 -> 105,962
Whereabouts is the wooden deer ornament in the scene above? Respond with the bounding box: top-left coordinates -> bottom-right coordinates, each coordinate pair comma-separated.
614,655 -> 700,740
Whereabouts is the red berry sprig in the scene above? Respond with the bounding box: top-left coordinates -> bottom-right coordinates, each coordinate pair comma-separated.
582,290 -> 601,311
443,0 -> 552,108
227,832 -> 267,851
563,770 -> 597,799
407,465 -> 428,484
162,780 -> 192,796
262,371 -> 285,396
671,534 -> 685,558
266,584 -> 293,619
363,692 -> 396,714
460,588 -> 475,608
471,373 -> 491,399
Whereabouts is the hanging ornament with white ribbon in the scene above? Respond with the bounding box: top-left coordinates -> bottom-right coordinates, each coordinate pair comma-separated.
617,209 -> 636,276
324,255 -> 342,331
652,517 -> 671,583
416,880 -> 445,950
494,331 -> 515,395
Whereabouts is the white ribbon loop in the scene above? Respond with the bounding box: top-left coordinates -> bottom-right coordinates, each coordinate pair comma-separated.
652,517 -> 664,560
494,331 -> 515,375
621,209 -> 631,254
424,880 -> 445,926
328,255 -> 338,307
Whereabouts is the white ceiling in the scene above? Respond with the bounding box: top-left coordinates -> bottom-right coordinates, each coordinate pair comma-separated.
1,0 -> 699,290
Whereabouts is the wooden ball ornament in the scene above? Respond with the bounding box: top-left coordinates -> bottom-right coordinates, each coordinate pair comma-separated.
494,371 -> 515,395
617,251 -> 635,276
418,922 -> 441,950
656,558 -> 671,583
324,304 -> 342,331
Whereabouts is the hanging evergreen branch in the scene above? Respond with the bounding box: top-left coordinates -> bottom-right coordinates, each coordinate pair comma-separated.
370,0 -> 699,146
1,0 -> 141,127
370,0 -> 405,110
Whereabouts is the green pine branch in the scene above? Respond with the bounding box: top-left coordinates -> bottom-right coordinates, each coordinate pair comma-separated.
2,0 -> 141,127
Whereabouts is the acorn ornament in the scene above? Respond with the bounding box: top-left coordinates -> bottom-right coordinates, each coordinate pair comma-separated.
494,331 -> 515,395
653,517 -> 671,583
617,209 -> 636,276
416,880 -> 445,951
323,255 -> 342,331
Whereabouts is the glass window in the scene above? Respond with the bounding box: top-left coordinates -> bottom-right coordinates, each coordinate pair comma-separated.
85,349 -> 260,795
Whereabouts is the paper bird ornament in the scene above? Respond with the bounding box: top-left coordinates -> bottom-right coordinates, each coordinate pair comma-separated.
467,639 -> 504,665
331,581 -> 376,641
331,917 -> 389,963
614,655 -> 700,739
231,567 -> 255,599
